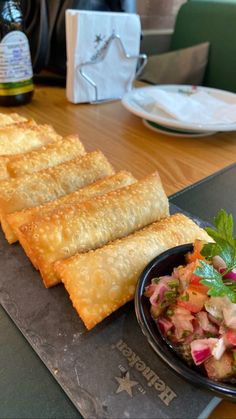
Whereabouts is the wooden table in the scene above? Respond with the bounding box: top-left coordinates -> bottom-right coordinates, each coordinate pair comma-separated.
1,85 -> 236,418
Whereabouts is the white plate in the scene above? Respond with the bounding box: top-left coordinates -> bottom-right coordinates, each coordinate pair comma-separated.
122,85 -> 236,133
143,119 -> 216,138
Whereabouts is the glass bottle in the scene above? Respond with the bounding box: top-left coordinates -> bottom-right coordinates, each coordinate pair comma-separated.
0,0 -> 34,106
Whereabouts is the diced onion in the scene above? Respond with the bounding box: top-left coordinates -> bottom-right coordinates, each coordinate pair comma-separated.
212,337 -> 226,360
190,338 -> 217,365
219,268 -> 236,282
213,256 -> 226,270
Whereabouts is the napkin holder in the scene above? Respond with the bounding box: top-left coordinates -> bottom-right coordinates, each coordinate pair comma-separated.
78,33 -> 147,103
66,10 -> 146,104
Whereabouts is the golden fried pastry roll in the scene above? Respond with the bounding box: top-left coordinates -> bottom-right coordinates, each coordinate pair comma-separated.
0,120 -> 61,155
0,122 -> 62,181
7,171 -> 136,267
0,155 -> 11,181
7,135 -> 86,177
7,170 -> 136,251
0,112 -> 27,127
0,151 -> 114,243
55,213 -> 210,330
20,172 -> 169,288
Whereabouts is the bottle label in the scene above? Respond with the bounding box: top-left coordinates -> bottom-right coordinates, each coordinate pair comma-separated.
0,31 -> 33,96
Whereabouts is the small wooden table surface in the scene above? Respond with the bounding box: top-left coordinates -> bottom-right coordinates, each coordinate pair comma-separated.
1,85 -> 236,418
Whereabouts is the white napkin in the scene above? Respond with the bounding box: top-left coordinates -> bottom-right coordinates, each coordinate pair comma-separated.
66,10 -> 141,104
135,89 -> 236,125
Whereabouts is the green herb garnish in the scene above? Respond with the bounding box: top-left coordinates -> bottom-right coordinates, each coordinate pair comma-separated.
180,292 -> 189,301
164,290 -> 177,299
182,330 -> 191,338
205,332 -> 216,338
194,209 -> 236,303
152,277 -> 160,284
168,280 -> 179,288
166,308 -> 173,317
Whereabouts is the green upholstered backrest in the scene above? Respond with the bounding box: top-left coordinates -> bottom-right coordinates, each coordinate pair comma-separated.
170,1 -> 236,92
188,0 -> 236,3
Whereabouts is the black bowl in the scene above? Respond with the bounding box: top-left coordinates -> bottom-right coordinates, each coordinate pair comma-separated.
135,243 -> 236,400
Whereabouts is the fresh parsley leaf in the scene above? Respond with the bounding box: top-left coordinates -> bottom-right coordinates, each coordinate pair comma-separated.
195,261 -> 236,302
217,239 -> 236,270
194,209 -> 236,304
201,242 -> 220,260
214,209 -> 234,242
201,209 -> 236,272
195,261 -> 222,284
205,209 -> 234,241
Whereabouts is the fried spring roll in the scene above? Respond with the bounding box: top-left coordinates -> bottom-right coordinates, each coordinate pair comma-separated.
7,171 -> 136,267
0,112 -> 27,127
7,135 -> 86,177
19,172 -> 169,288
0,151 -> 114,243
0,120 -> 61,155
55,213 -> 210,330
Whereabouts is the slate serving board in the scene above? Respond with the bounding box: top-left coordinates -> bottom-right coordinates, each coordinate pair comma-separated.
169,162 -> 236,225
0,203 -> 218,419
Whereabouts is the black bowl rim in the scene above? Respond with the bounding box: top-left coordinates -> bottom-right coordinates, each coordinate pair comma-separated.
135,243 -> 236,400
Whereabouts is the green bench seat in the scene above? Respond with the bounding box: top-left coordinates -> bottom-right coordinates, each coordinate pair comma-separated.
170,1 -> 236,92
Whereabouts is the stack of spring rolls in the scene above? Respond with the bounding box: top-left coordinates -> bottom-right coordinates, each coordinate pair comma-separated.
0,112 -> 210,330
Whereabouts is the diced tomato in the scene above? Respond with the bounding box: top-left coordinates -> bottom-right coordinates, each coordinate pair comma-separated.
224,330 -> 236,346
177,262 -> 197,290
170,306 -> 194,341
186,239 -> 206,263
190,273 -> 209,294
178,287 -> 208,313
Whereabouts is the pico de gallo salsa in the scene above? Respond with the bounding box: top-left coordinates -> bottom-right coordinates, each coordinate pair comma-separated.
145,210 -> 236,382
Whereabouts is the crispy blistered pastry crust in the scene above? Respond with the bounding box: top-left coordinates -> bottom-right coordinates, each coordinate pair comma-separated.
0,112 -> 27,127
55,213 -> 211,330
20,172 -> 169,288
7,171 -> 136,267
0,151 -> 115,243
7,135 -> 86,177
0,120 -> 62,181
0,122 -> 63,181
0,120 -> 61,155
0,155 -> 12,181
7,170 -> 136,246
